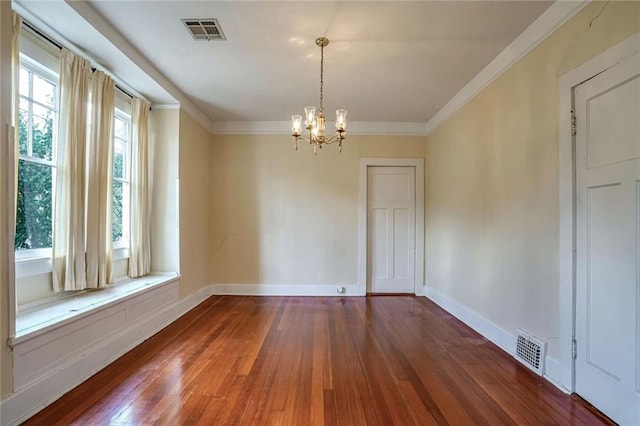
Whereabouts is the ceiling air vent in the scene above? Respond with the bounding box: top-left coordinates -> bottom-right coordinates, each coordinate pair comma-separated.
182,18 -> 226,41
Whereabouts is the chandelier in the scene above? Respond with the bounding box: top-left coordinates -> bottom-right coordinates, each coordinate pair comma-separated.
291,37 -> 347,154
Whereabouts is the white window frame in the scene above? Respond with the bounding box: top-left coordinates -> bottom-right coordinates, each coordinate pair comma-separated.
112,108 -> 131,257
15,54 -> 58,271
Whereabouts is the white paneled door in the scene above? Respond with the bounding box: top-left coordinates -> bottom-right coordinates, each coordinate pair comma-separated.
575,52 -> 640,425
367,166 -> 416,293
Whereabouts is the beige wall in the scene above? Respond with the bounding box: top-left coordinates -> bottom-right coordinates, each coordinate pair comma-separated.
150,108 -> 180,274
178,110 -> 212,297
425,1 -> 640,360
209,134 -> 426,285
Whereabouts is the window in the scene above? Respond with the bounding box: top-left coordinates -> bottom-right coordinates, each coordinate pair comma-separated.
15,56 -> 58,254
112,110 -> 131,246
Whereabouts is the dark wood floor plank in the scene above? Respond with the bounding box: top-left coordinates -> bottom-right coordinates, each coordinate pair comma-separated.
23,296 -> 614,425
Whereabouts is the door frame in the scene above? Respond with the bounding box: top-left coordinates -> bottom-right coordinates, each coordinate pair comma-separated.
557,33 -> 640,393
358,158 -> 424,296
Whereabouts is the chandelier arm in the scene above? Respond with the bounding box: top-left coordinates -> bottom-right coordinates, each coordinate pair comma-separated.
293,131 -> 344,147
294,135 -> 310,144
323,132 -> 345,145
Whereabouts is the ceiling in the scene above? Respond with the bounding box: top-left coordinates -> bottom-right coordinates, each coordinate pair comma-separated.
15,1 -> 553,126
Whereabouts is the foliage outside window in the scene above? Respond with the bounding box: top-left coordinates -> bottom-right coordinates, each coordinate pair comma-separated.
15,59 -> 57,251
113,111 -> 131,244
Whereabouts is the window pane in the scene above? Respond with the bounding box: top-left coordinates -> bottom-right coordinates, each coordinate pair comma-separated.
18,109 -> 28,156
114,117 -> 127,140
112,180 -> 123,242
113,140 -> 125,179
33,74 -> 55,107
32,114 -> 54,161
15,160 -> 53,250
32,103 -> 53,120
19,68 -> 29,96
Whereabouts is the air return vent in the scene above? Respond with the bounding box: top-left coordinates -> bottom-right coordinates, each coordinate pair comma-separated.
515,329 -> 546,376
182,18 -> 226,41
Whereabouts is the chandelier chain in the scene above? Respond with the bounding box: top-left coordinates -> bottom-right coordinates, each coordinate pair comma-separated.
319,43 -> 324,114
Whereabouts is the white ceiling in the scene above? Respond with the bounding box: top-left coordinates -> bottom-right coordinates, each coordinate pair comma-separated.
15,1 -> 553,125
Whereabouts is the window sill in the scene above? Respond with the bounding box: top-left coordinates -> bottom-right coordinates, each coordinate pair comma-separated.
11,272 -> 180,345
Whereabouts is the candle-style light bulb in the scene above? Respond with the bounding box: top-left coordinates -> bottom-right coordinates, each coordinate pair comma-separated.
291,115 -> 302,135
336,109 -> 347,131
304,106 -> 316,127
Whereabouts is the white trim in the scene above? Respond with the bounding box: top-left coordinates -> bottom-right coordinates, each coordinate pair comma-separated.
114,90 -> 132,114
7,122 -> 18,339
112,246 -> 129,261
357,158 -> 425,295
15,255 -> 51,279
15,247 -> 128,278
14,247 -> 50,261
12,273 -> 179,342
424,286 -> 516,356
558,32 -> 640,393
425,1 -> 590,135
150,104 -> 180,110
210,283 -> 360,296
0,279 -> 212,426
544,356 -> 572,394
210,121 -> 428,136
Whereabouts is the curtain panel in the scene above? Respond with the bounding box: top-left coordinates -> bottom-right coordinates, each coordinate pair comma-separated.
85,71 -> 115,288
52,49 -> 92,292
129,98 -> 152,278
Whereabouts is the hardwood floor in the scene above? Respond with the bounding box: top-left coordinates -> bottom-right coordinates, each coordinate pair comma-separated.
24,296 -> 612,425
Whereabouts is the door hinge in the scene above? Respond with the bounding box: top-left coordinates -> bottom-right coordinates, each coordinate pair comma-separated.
571,109 -> 577,136
572,339 -> 577,360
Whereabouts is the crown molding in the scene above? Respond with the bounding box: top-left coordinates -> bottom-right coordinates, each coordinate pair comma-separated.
424,0 -> 591,135
151,104 -> 180,110
210,121 -> 427,136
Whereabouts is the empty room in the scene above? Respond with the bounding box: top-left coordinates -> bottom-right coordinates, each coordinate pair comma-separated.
0,0 -> 638,424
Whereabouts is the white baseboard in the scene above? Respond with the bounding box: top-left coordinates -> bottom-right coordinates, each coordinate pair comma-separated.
0,283 -> 212,426
544,356 -> 572,394
424,286 -> 516,356
424,286 -> 575,393
210,283 -> 364,296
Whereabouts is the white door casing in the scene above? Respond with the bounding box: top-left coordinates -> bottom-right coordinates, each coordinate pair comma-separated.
367,166 -> 416,293
574,51 -> 640,425
357,158 -> 424,296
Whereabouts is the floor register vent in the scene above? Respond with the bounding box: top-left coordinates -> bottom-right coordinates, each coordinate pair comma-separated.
515,329 -> 546,376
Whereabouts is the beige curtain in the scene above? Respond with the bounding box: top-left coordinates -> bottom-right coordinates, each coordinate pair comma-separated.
12,12 -> 22,218
129,98 -> 152,278
53,49 -> 91,292
85,71 -> 115,288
